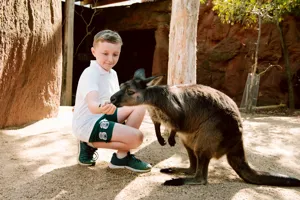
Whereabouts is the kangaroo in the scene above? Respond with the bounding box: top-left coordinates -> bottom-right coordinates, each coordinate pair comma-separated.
110,68 -> 300,186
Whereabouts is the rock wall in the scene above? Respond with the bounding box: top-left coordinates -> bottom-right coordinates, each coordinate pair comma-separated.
197,3 -> 300,106
0,0 -> 62,128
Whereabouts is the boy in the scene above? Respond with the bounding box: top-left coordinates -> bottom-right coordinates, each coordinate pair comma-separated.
72,30 -> 152,172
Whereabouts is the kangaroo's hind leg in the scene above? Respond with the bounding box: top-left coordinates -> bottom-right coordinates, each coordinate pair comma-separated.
163,151 -> 211,186
160,144 -> 197,175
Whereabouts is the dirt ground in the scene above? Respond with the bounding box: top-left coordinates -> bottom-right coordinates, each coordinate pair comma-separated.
1,106 -> 300,200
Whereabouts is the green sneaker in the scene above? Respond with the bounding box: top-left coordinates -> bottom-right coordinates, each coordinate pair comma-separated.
109,153 -> 152,173
78,141 -> 98,166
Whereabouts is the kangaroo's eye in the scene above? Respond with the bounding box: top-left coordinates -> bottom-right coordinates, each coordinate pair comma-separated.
127,89 -> 135,95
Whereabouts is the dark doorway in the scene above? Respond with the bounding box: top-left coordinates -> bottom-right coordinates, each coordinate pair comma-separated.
72,29 -> 156,105
114,29 -> 155,84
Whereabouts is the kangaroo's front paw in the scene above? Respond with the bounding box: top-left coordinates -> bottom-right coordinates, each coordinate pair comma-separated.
157,137 -> 166,146
168,137 -> 176,146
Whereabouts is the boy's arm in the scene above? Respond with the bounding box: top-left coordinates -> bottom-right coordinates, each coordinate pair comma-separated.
86,91 -> 116,114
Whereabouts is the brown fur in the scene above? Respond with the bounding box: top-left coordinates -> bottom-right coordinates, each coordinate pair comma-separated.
111,69 -> 300,186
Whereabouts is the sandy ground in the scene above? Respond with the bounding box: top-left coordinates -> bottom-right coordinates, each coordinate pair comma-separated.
0,106 -> 300,200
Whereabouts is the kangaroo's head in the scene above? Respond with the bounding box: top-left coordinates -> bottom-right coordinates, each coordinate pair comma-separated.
110,68 -> 164,107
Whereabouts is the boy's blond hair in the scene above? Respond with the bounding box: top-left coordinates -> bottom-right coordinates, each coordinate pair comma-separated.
93,30 -> 123,47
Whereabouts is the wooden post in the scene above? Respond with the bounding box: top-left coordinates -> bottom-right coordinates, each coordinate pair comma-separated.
61,0 -> 74,105
167,0 -> 200,85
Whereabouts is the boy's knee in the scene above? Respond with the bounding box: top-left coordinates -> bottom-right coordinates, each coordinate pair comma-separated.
137,130 -> 144,143
131,130 -> 144,148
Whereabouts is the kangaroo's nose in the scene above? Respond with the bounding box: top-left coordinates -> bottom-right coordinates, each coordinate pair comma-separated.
110,96 -> 116,104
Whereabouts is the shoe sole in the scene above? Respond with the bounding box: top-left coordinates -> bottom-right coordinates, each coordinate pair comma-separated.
108,163 -> 151,173
78,160 -> 96,166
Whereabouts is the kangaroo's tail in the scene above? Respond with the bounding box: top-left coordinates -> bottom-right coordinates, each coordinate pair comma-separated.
226,140 -> 300,186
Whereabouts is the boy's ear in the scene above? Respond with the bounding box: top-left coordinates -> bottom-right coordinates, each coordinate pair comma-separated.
91,47 -> 96,57
145,75 -> 165,86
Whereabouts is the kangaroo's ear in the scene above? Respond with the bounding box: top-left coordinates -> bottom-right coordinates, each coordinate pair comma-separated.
133,68 -> 145,79
145,75 -> 165,86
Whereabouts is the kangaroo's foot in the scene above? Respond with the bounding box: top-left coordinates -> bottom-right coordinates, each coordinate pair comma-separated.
160,167 -> 195,175
157,136 -> 166,146
168,136 -> 176,146
163,177 -> 207,186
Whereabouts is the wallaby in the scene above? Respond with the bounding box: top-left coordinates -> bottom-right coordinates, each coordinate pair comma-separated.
110,68 -> 300,186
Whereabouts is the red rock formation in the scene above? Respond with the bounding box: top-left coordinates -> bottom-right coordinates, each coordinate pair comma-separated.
197,4 -> 300,107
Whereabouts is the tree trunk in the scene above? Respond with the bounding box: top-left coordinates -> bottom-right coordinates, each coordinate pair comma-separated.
167,0 -> 200,85
246,15 -> 261,113
277,22 -> 295,111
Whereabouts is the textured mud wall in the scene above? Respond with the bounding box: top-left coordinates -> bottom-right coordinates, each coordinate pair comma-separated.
0,0 -> 62,128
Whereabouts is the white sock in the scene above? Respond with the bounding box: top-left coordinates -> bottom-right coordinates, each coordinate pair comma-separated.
116,152 -> 128,159
87,142 -> 95,148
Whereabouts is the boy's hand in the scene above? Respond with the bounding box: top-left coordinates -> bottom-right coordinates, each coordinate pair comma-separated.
99,102 -> 116,115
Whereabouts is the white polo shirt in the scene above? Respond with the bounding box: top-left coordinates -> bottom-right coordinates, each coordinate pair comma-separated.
72,60 -> 120,142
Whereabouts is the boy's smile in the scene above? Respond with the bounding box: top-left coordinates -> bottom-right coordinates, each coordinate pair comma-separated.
91,41 -> 122,71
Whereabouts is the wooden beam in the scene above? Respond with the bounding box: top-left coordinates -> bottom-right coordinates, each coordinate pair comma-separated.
62,0 -> 74,106
92,0 -> 129,7
76,0 -> 131,7
239,104 -> 287,112
78,0 -> 93,5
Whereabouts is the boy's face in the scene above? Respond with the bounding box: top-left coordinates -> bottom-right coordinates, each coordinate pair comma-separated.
91,41 -> 121,71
